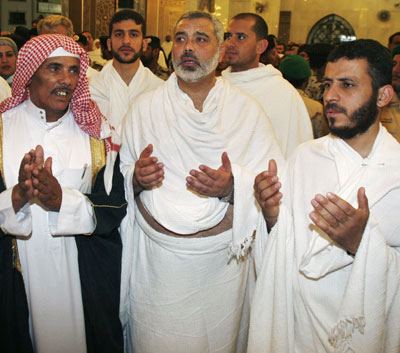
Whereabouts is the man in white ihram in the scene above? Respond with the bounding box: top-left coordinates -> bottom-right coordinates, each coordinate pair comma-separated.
120,10 -> 283,353
223,13 -> 312,157
249,39 -> 400,353
90,10 -> 162,134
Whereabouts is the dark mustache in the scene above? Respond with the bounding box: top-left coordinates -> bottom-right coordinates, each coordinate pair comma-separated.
225,47 -> 238,54
51,86 -> 73,95
324,102 -> 347,114
180,52 -> 200,63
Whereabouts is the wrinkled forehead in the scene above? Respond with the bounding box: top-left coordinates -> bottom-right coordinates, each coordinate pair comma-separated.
32,55 -> 80,79
174,17 -> 216,39
325,57 -> 371,83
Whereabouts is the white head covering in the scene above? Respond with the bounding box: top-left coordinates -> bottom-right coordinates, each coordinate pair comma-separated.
48,46 -> 80,58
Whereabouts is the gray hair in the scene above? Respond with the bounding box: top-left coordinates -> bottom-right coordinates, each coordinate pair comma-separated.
174,11 -> 224,45
37,15 -> 74,38
0,37 -> 18,56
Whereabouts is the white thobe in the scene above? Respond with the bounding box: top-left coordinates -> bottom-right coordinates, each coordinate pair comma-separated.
89,60 -> 163,131
0,76 -> 11,102
120,74 -> 284,353
0,99 -> 97,353
222,64 -> 313,158
86,65 -> 98,82
249,127 -> 400,353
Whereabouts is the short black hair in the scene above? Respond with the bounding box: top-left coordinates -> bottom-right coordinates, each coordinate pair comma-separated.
327,39 -> 392,92
298,44 -> 310,55
109,10 -> 146,37
389,32 -> 400,44
277,42 -> 286,50
145,35 -> 161,50
99,35 -> 109,48
75,33 -> 88,46
264,34 -> 276,54
308,43 -> 334,70
231,13 -> 268,40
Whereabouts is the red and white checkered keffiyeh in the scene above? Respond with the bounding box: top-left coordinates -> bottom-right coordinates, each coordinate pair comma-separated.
0,34 -> 106,141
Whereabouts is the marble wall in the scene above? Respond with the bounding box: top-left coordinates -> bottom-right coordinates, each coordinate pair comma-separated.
89,0 -> 399,46
281,0 -> 400,45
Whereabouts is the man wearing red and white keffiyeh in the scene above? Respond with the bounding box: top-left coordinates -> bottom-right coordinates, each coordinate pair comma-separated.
0,34 -> 110,139
0,34 -> 126,353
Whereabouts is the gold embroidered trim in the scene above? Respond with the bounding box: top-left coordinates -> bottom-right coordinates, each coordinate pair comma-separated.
89,137 -> 106,186
0,114 -> 23,273
83,137 -> 107,236
82,195 -> 127,236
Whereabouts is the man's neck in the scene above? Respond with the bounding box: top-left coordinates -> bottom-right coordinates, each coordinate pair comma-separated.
112,58 -> 140,86
177,72 -> 216,112
344,121 -> 380,158
230,59 -> 259,73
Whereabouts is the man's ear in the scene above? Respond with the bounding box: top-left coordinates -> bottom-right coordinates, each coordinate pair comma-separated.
107,38 -> 111,52
377,84 -> 394,108
142,38 -> 148,51
256,39 -> 268,55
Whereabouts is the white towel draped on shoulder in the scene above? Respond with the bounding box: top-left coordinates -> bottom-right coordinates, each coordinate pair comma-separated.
89,60 -> 163,131
120,73 -> 284,258
222,64 -> 313,158
249,127 -> 400,353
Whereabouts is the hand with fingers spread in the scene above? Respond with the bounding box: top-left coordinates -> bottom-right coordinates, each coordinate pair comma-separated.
133,144 -> 164,196
186,152 -> 233,198
32,156 -> 62,211
12,150 -> 37,212
309,187 -> 370,255
254,159 -> 282,231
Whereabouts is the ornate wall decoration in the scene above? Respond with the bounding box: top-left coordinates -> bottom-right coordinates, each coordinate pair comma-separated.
95,0 -> 116,37
159,0 -> 185,41
307,14 -> 355,45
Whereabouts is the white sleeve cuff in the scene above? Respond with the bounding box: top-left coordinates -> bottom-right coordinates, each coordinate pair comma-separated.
49,187 -> 95,235
0,187 -> 32,236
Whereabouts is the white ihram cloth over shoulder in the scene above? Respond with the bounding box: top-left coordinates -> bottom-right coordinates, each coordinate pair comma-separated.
119,73 -> 284,352
222,64 -> 313,158
249,126 -> 400,353
89,61 -> 163,189
89,60 -> 163,131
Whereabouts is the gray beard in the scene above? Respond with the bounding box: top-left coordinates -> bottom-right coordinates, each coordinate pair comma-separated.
172,49 -> 219,83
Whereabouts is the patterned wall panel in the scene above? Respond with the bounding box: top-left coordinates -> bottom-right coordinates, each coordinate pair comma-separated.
95,0 -> 116,37
159,0 -> 185,41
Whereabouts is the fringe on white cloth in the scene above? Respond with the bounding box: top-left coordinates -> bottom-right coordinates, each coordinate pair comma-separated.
119,73 -> 284,352
249,127 -> 400,353
329,316 -> 366,353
